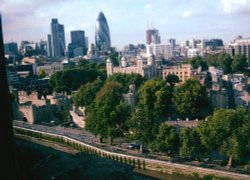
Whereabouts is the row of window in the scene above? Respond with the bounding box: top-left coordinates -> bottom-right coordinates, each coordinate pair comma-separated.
163,71 -> 189,76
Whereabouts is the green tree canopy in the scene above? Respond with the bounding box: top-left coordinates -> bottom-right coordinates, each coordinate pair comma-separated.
188,56 -> 207,70
49,61 -> 106,93
173,78 -> 209,119
138,78 -> 172,116
231,54 -> 248,73
107,73 -> 145,93
85,81 -> 130,144
197,108 -> 250,168
166,74 -> 179,88
71,80 -> 103,107
126,79 -> 172,150
150,124 -> 179,156
179,127 -> 207,160
206,53 -> 232,74
218,53 -> 233,74
38,69 -> 46,78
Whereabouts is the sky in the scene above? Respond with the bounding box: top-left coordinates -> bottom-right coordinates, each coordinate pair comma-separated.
1,0 -> 250,49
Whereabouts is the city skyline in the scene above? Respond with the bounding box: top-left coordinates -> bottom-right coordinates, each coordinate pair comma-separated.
1,0 -> 250,49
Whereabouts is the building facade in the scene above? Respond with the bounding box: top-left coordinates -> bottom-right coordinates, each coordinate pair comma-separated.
146,28 -> 161,45
68,30 -> 87,58
226,37 -> 250,66
162,64 -> 193,83
95,12 -> 111,52
107,55 -> 160,79
48,19 -> 65,57
146,43 -> 172,60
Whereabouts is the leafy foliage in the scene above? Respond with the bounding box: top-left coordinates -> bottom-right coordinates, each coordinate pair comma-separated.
166,74 -> 179,88
85,82 -> 130,142
138,79 -> 172,116
197,108 -> 250,167
71,80 -> 104,107
107,73 -> 145,93
150,124 -> 179,156
49,61 -> 106,93
231,54 -> 248,73
206,53 -> 233,74
188,56 -> 207,70
173,78 -> 209,119
126,79 -> 172,147
179,127 -> 207,160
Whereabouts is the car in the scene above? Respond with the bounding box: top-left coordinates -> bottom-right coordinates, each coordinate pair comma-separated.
128,143 -> 140,149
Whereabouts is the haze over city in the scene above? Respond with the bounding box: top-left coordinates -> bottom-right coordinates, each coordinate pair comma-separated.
1,0 -> 250,49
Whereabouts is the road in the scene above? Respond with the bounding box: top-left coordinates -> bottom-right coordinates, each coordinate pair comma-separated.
13,120 -> 250,180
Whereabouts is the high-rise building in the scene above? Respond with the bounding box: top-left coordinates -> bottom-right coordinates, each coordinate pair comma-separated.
95,12 -> 111,52
68,30 -> 87,58
169,38 -> 176,48
146,28 -> 161,45
4,42 -> 18,55
226,36 -> 250,66
71,30 -> 86,47
47,34 -> 52,57
47,18 -> 65,57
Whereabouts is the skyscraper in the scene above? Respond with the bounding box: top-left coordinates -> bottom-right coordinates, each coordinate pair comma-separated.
146,28 -> 161,45
47,18 -> 65,57
95,12 -> 111,52
68,30 -> 87,58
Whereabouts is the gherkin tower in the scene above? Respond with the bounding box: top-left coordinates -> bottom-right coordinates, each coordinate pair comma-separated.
95,12 -> 111,52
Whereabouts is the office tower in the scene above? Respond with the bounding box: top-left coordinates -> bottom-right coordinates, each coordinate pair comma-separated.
169,38 -> 176,48
68,30 -> 87,58
47,18 -> 65,57
47,35 -> 52,57
4,42 -> 18,55
95,12 -> 111,52
146,28 -> 161,45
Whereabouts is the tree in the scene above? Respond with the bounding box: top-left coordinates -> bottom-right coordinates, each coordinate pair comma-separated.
166,74 -> 179,88
72,80 -> 103,107
206,53 -> 232,74
231,54 -> 248,73
218,53 -> 232,74
107,73 -> 145,93
179,127 -> 207,160
188,56 -> 207,70
49,61 -> 106,93
138,79 -> 172,116
85,82 -> 130,144
206,54 -> 220,67
38,69 -> 46,78
126,79 -> 172,152
126,103 -> 158,151
173,78 -> 209,119
198,108 -> 250,168
150,124 -> 179,156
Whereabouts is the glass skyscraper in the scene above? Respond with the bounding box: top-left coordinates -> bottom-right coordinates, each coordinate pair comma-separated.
95,12 -> 111,52
47,19 -> 65,57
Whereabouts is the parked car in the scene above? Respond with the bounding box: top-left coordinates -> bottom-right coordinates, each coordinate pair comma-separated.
128,143 -> 140,149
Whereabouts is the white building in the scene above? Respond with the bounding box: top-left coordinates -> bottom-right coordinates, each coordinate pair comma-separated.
146,44 -> 172,60
187,48 -> 200,58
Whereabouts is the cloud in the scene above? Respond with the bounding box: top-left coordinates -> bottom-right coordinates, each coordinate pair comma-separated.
144,3 -> 153,9
220,0 -> 250,14
182,10 -> 194,18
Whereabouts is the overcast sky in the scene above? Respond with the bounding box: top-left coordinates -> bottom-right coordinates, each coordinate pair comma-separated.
1,0 -> 250,49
